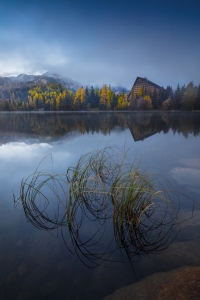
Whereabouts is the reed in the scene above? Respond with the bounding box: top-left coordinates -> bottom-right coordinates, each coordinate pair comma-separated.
13,163 -> 67,230
14,146 -> 180,267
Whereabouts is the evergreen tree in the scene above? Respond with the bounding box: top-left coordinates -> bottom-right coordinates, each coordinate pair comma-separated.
111,93 -> 118,109
152,88 -> 158,108
165,86 -> 173,99
94,88 -> 100,108
157,87 -> 165,107
169,91 -> 175,110
88,87 -> 100,109
194,84 -> 200,110
174,84 -> 182,110
2,100 -> 10,111
180,84 -> 186,97
181,81 -> 196,110
88,86 -> 95,108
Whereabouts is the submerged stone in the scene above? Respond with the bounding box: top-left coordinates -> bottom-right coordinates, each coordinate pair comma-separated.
102,266 -> 200,300
158,266 -> 200,299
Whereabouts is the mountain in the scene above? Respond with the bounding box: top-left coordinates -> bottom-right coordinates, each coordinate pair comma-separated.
42,72 -> 80,91
9,74 -> 36,83
0,73 -> 129,94
0,77 -> 9,86
0,72 -> 80,92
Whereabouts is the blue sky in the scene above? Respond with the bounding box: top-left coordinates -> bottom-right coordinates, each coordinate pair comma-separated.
0,0 -> 200,88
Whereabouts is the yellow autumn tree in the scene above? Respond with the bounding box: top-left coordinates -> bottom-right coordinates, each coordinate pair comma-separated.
116,92 -> 127,110
100,85 -> 107,106
56,94 -> 61,110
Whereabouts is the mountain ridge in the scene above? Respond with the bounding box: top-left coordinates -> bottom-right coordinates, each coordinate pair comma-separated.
0,72 -> 80,92
0,72 -> 129,93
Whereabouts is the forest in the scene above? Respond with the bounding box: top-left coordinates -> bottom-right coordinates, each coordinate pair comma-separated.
0,81 -> 200,111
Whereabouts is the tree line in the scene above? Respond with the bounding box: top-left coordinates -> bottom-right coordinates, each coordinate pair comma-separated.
0,81 -> 200,111
129,82 -> 200,111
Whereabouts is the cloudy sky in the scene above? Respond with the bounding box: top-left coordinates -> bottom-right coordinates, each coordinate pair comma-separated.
0,0 -> 200,88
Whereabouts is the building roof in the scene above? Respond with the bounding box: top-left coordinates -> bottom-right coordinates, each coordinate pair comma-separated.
133,77 -> 162,89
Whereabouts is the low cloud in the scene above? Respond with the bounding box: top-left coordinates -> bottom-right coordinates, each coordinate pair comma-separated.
0,0 -> 200,89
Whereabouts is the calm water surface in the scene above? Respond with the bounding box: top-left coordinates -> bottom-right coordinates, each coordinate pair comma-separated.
0,111 -> 200,299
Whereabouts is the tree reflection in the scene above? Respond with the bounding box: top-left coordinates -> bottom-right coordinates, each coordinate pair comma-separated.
0,112 -> 200,145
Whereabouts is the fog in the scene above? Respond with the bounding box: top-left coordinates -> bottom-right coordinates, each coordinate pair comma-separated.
0,0 -> 200,88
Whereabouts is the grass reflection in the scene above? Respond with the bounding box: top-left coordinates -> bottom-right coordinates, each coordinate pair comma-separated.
14,146 -> 182,269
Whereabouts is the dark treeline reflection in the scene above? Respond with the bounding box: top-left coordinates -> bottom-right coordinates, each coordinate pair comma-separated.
0,112 -> 200,143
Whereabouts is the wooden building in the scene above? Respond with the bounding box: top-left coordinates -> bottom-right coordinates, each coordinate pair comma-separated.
128,77 -> 162,100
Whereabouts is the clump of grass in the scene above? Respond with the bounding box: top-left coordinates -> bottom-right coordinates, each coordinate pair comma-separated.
14,146 -> 180,267
66,146 -> 123,224
13,157 -> 67,230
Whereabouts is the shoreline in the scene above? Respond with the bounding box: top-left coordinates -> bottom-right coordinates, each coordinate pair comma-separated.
0,110 -> 200,114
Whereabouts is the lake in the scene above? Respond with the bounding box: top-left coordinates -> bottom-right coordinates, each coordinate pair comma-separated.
0,111 -> 200,300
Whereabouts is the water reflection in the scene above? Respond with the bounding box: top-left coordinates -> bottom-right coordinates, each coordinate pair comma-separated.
14,146 -> 182,270
1,112 -> 200,300
0,112 -> 200,145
